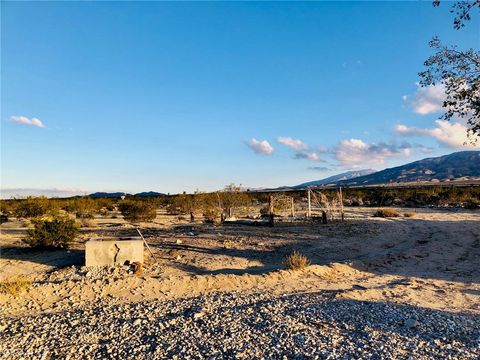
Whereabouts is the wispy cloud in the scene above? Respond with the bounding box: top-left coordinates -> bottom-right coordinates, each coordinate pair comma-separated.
395,120 -> 478,149
403,83 -> 445,115
293,152 -> 324,161
10,115 -> 45,128
277,136 -> 308,151
334,138 -> 412,168
246,138 -> 274,155
308,166 -> 330,171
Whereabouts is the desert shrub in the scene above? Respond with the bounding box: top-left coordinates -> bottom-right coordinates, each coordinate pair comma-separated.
79,218 -> 96,228
373,208 -> 400,218
167,194 -> 197,215
403,212 -> 416,217
217,184 -> 251,218
23,216 -> 78,248
0,200 -> 17,215
63,198 -> 98,219
0,277 -> 32,296
99,208 -> 109,216
14,197 -> 53,218
284,251 -> 310,270
203,207 -> 220,223
118,200 -> 157,223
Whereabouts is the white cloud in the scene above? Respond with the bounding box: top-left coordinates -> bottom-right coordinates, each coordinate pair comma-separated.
335,138 -> 411,167
395,120 -> 478,149
403,83 -> 445,115
10,115 -> 45,128
277,137 -> 308,151
246,138 -> 274,155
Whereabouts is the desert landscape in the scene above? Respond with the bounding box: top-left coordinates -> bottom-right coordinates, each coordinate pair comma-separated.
2,1 -> 480,358
1,197 -> 479,358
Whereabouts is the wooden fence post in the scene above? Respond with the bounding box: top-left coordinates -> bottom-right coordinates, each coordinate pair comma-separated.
268,195 -> 274,227
307,189 -> 312,218
339,187 -> 344,222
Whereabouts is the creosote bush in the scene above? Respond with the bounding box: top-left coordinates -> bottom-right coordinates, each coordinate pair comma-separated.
23,216 -> 79,248
14,197 -> 54,218
118,200 -> 157,223
203,207 -> 220,223
0,277 -> 32,296
79,218 -> 96,228
373,208 -> 400,218
284,251 -> 310,271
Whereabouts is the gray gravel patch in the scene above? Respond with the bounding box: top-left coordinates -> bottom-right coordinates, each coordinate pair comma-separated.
1,291 -> 479,359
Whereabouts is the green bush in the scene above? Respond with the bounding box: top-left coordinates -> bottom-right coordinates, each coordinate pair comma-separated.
14,197 -> 53,218
118,200 -> 157,223
63,198 -> 98,218
23,217 -> 79,248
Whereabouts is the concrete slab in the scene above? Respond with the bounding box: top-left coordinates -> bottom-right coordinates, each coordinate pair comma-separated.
85,237 -> 144,267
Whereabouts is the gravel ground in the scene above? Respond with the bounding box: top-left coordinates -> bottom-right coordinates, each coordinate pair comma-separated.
1,291 -> 479,360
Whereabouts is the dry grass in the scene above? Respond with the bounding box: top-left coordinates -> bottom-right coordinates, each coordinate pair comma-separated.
403,212 -> 416,218
284,251 -> 310,270
0,277 -> 32,296
373,208 -> 400,218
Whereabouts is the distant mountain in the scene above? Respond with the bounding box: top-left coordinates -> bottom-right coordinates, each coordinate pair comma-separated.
336,151 -> 480,187
292,169 -> 376,189
134,191 -> 165,197
88,192 -> 128,198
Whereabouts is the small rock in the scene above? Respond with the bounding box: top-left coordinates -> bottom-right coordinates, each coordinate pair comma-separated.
404,318 -> 420,329
193,312 -> 205,320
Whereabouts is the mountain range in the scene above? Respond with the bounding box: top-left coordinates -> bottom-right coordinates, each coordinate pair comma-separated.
291,169 -> 376,189
282,151 -> 480,189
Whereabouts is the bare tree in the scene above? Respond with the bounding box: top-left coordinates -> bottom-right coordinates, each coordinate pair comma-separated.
420,1 -> 480,141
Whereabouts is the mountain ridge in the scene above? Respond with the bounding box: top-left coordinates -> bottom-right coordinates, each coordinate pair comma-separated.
281,151 -> 480,189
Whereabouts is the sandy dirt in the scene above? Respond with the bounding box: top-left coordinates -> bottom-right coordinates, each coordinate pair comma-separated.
1,207 -> 479,317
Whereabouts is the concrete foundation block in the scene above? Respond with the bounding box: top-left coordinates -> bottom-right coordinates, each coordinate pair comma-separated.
85,237 -> 144,267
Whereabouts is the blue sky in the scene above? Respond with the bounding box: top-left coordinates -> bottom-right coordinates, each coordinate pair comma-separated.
1,1 -> 479,196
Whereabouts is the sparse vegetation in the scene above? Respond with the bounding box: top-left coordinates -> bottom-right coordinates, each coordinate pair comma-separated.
374,209 -> 400,218
118,200 -> 157,223
79,218 -> 96,227
404,212 -> 416,218
13,197 -> 55,218
284,251 -> 310,270
203,207 -> 220,223
0,277 -> 32,296
23,216 -> 79,248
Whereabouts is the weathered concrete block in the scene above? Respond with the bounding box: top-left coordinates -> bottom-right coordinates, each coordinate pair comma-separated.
85,237 -> 144,267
